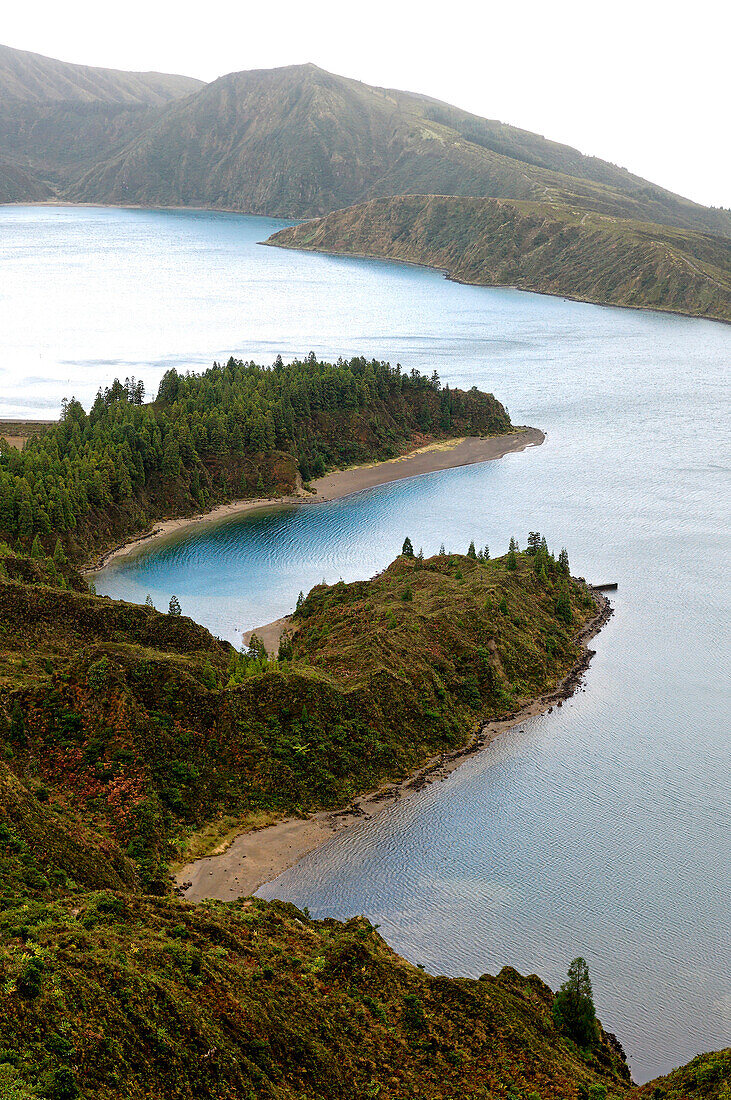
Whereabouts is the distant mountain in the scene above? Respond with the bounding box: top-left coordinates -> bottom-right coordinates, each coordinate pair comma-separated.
1,47 -> 729,317
64,62 -> 730,237
0,43 -> 202,192
0,43 -> 202,105
268,194 -> 731,322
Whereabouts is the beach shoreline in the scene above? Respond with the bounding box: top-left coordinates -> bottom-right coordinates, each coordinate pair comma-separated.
85,428 -> 544,574
175,591 -> 611,903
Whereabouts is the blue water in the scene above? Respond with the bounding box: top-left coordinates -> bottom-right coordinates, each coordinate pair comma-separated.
4,206 -> 729,1083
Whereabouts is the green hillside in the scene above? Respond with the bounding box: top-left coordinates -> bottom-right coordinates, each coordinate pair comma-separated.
0,44 -> 202,104
268,195 -> 731,321
0,542 -> 595,884
0,547 -> 726,1098
0,155 -> 51,202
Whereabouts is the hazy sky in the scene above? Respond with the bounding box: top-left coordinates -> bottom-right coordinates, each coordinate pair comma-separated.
4,0 -> 729,208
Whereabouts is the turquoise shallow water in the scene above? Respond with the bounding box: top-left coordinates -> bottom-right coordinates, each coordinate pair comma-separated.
4,206 -> 730,1083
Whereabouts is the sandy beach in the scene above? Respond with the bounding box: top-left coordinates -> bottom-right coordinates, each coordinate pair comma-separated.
86,428 -> 544,572
175,591 -> 610,903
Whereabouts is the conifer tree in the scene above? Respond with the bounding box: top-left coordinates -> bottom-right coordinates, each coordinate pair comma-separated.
467,540 -> 477,559
168,595 -> 182,616
506,548 -> 517,571
555,589 -> 572,624
31,535 -> 44,559
401,537 -> 414,558
552,957 -> 598,1048
52,537 -> 67,565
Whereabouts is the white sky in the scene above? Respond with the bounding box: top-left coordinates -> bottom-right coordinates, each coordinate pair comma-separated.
4,0 -> 729,209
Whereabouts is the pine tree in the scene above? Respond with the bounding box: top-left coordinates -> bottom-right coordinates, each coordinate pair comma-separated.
506,549 -> 517,571
31,534 -> 44,559
401,537 -> 414,558
168,595 -> 182,616
145,594 -> 154,607
439,543 -> 446,556
552,957 -> 598,1048
555,589 -> 573,624
295,590 -> 305,613
483,545 -> 490,560
467,540 -> 477,559
52,537 -> 67,565
527,531 -> 541,555
508,536 -> 519,552
558,548 -> 570,575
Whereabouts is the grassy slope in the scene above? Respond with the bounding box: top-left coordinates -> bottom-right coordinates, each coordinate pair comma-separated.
0,553 -> 726,1098
0,893 -> 634,1100
268,195 -> 731,322
0,548 -> 596,883
634,1050 -> 731,1098
62,63 -> 729,237
0,549 -> 627,1100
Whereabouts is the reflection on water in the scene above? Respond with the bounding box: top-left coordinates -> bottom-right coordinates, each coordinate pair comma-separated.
15,206 -> 729,1083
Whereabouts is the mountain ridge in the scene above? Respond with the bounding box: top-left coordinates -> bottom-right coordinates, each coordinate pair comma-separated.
0,42 -> 203,104
66,61 -> 730,236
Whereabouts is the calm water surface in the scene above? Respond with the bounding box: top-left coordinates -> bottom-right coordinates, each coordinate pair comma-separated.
4,207 -> 729,1083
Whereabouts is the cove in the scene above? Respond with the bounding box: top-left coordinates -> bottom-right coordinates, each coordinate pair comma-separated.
5,206 -> 729,1084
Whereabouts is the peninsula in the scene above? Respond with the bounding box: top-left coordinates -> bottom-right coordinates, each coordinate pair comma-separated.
267,195 -> 731,323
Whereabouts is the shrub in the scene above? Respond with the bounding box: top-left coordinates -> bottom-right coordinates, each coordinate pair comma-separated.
402,994 -> 425,1029
86,656 -> 110,691
39,1067 -> 79,1100
17,956 -> 45,999
555,591 -> 573,624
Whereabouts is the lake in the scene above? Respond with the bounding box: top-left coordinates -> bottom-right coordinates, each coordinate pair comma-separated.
4,205 -> 729,1083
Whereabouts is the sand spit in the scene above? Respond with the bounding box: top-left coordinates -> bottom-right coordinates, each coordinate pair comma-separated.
85,428 -> 544,573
